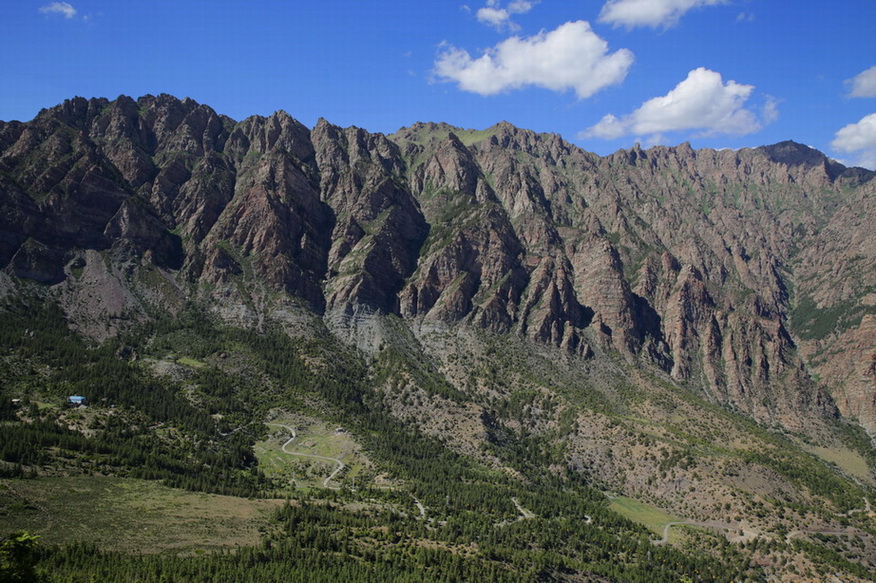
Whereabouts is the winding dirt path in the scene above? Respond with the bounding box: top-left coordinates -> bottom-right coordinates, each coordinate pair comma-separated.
266,423 -> 345,489
657,521 -> 691,545
412,495 -> 426,518
784,497 -> 875,543
845,497 -> 872,517
511,497 -> 535,520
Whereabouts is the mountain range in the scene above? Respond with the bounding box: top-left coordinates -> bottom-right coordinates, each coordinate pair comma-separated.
2,94 -> 876,581
3,94 -> 874,432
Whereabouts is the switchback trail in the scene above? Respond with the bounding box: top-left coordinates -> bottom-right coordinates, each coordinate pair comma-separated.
845,497 -> 873,517
266,423 -> 345,489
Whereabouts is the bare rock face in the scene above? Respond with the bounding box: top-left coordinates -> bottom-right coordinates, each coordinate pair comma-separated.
0,176 -> 42,269
196,111 -> 330,309
2,95 -> 876,436
517,254 -> 591,351
397,131 -> 528,331
390,124 -> 872,430
313,119 -> 426,315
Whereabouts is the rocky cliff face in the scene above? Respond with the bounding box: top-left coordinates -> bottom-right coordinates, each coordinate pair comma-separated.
2,95 -> 874,436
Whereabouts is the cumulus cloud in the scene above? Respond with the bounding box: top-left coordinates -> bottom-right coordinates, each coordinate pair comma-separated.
39,2 -> 77,19
434,21 -> 634,98
846,66 -> 876,98
831,113 -> 876,169
477,0 -> 536,31
599,0 -> 727,29
582,67 -> 769,140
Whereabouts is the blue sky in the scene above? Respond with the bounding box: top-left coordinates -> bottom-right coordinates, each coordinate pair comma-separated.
2,0 -> 875,167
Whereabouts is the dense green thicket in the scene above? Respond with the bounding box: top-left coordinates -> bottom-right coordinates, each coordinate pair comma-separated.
791,539 -> 876,581
33,495 -> 756,583
741,449 -> 867,513
0,301 -> 269,496
790,294 -> 876,341
0,532 -> 41,583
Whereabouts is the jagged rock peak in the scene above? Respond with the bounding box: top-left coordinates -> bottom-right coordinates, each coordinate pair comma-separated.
755,140 -> 857,181
34,95 -> 110,126
758,140 -> 836,168
608,141 -> 697,165
228,109 -> 313,162
391,122 -> 474,148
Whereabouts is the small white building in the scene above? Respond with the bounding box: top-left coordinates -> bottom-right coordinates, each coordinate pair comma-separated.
66,396 -> 87,407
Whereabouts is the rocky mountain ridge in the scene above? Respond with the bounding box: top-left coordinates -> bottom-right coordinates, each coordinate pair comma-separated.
1,94 -> 874,438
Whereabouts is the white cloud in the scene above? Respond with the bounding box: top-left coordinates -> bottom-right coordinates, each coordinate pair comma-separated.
762,96 -> 779,125
582,67 -> 769,140
599,0 -> 727,29
477,7 -> 513,29
854,151 -> 876,170
434,21 -> 634,98
846,66 -> 876,98
476,0 -> 536,32
831,113 -> 876,167
39,2 -> 77,19
586,114 -> 627,140
508,0 -> 535,11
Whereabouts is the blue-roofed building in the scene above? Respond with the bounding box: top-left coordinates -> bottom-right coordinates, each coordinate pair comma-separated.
66,396 -> 87,407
